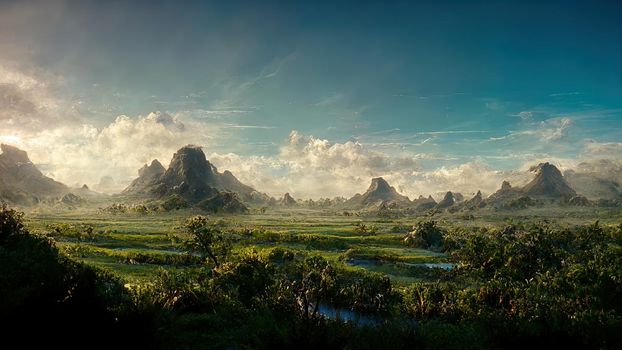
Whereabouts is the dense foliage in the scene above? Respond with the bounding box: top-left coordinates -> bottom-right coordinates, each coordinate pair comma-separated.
1,205 -> 620,349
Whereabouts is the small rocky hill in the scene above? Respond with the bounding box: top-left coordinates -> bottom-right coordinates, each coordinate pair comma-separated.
346,177 -> 410,207
279,192 -> 297,206
435,191 -> 456,209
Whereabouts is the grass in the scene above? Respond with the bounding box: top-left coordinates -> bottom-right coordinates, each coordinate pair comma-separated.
22,205 -> 619,284
23,208 -> 450,284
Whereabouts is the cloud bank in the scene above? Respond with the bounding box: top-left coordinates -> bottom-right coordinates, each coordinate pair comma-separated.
2,109 -> 620,200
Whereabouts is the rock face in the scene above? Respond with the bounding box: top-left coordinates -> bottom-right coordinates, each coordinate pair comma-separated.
122,160 -> 167,196
347,177 -> 410,207
501,181 -> 512,191
280,192 -> 297,206
122,145 -> 261,204
197,191 -> 248,213
0,144 -> 67,204
568,195 -> 591,206
435,191 -> 456,209
485,163 -> 578,208
412,195 -> 437,210
522,162 -> 576,198
464,190 -> 484,208
60,193 -> 84,206
486,181 -> 522,206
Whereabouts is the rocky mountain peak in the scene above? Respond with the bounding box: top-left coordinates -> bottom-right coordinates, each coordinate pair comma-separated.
122,145 -> 260,204
368,177 -> 392,193
280,192 -> 297,206
348,177 -> 410,206
522,162 -> 576,198
0,144 -> 32,166
501,181 -> 512,191
138,159 -> 166,178
436,191 -> 456,208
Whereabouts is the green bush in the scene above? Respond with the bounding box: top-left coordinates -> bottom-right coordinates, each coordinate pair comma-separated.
403,221 -> 445,250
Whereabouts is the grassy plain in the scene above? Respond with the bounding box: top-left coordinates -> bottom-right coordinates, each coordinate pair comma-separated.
22,205 -> 622,285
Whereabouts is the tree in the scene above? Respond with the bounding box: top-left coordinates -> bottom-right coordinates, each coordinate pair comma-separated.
183,215 -> 231,269
0,203 -> 27,243
294,256 -> 335,319
403,221 -> 444,249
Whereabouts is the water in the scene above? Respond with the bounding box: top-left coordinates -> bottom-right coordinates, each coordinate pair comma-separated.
347,258 -> 455,271
317,304 -> 382,327
404,262 -> 455,270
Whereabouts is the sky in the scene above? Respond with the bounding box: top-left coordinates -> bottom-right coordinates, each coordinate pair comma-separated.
1,0 -> 621,198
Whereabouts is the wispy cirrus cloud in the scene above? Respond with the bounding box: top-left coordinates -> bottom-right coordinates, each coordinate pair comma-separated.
549,91 -> 581,97
489,117 -> 572,142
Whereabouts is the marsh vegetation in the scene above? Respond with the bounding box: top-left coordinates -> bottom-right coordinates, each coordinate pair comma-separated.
1,204 -> 619,349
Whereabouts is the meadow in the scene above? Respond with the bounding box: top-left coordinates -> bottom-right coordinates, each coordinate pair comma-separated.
25,208 -> 452,285
23,205 -> 621,284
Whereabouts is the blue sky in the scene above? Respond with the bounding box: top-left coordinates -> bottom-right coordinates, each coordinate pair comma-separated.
1,0 -> 621,197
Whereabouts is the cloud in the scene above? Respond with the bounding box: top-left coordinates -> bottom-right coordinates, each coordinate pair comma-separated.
4,116 -> 619,200
537,117 -> 572,141
511,111 -> 533,121
208,131 -> 535,199
583,140 -> 622,158
490,117 -> 573,142
549,92 -> 581,97
208,130 -> 423,198
0,64 -> 78,132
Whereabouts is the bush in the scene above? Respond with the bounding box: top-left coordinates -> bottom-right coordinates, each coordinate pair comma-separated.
403,221 -> 445,250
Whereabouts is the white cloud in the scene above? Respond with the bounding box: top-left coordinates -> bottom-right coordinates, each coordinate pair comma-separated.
583,140 -> 622,158
490,117 -> 572,142
208,131 -> 536,199
511,111 -> 533,121
537,117 -> 572,141
209,130 -> 423,198
0,64 -> 77,132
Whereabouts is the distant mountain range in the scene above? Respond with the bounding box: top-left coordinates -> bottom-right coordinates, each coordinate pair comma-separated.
343,162 -> 603,210
1,144 -> 620,210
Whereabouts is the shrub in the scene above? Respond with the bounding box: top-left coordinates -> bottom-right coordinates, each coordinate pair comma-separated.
403,221 -> 445,250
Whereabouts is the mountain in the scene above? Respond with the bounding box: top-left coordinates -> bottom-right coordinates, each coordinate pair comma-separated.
121,145 -> 263,204
279,192 -> 297,206
0,144 -> 68,204
412,195 -> 437,210
486,181 -> 522,206
121,160 -> 166,196
568,195 -> 591,206
522,162 -> 576,198
435,191 -> 456,209
464,190 -> 484,208
564,163 -> 622,200
346,177 -> 410,207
